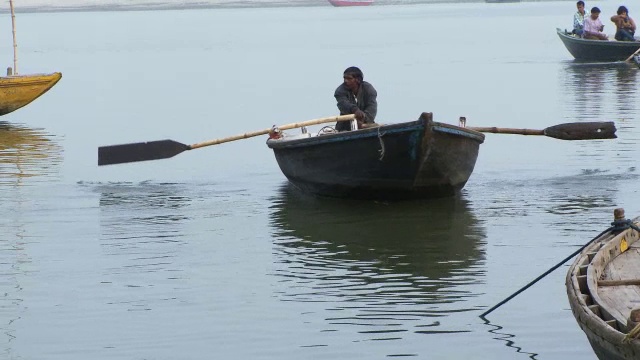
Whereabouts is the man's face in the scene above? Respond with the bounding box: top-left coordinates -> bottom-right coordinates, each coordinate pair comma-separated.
578,4 -> 584,13
591,12 -> 599,20
343,74 -> 359,91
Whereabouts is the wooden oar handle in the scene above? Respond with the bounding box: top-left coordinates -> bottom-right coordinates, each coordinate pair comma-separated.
468,127 -> 545,136
189,114 -> 355,149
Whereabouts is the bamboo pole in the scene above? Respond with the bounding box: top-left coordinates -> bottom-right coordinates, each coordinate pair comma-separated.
9,0 -> 18,74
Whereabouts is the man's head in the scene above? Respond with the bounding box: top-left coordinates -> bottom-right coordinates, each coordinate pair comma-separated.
343,66 -> 363,91
577,1 -> 584,12
617,6 -> 628,15
590,6 -> 600,19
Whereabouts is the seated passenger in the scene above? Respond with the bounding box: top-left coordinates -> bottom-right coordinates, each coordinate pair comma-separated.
573,1 -> 586,36
584,7 -> 608,40
611,6 -> 637,41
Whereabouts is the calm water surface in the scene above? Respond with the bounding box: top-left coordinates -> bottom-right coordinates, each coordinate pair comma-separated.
1,2 -> 639,359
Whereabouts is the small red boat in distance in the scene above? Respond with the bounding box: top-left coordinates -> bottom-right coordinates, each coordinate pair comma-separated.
328,0 -> 374,6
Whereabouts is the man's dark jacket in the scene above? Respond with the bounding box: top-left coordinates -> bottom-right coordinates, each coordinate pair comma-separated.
334,81 -> 377,131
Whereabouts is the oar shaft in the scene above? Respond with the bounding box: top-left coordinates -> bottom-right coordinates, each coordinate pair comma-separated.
189,114 -> 355,149
625,46 -> 640,62
468,127 -> 544,136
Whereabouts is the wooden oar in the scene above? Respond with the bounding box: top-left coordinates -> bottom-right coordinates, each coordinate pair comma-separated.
468,121 -> 616,140
98,114 -> 355,166
625,46 -> 640,62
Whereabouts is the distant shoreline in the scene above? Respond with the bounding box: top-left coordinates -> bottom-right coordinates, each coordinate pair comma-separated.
0,1 -> 326,14
0,0 -> 493,14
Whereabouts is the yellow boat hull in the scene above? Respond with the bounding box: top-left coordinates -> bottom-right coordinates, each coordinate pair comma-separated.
0,72 -> 62,116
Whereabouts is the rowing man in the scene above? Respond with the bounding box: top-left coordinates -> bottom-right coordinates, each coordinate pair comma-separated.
334,66 -> 378,131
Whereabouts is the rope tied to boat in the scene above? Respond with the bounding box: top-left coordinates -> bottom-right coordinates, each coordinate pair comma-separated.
624,323 -> 640,343
610,218 -> 640,233
480,208 -> 638,319
377,126 -> 386,160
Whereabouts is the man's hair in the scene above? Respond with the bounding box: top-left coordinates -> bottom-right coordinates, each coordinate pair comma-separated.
343,66 -> 364,82
577,1 -> 584,6
591,6 -> 600,13
617,5 -> 628,15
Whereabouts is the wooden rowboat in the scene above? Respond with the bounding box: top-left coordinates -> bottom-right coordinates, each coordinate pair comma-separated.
556,28 -> 640,62
266,112 -> 485,200
0,73 -> 62,116
566,208 -> 640,360
96,113 -> 616,197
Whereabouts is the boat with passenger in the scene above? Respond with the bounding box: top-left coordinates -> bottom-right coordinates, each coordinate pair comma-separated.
556,28 -> 640,61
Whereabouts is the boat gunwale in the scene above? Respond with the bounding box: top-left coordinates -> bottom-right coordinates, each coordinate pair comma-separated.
556,28 -> 640,49
266,119 -> 485,149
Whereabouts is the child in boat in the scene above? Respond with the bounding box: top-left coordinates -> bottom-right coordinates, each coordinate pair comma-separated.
584,7 -> 608,40
611,6 -> 637,41
573,1 -> 586,36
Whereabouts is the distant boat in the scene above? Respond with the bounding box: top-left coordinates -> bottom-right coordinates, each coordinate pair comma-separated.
1,0 -> 61,117
566,208 -> 640,360
556,28 -> 640,62
328,0 -> 373,7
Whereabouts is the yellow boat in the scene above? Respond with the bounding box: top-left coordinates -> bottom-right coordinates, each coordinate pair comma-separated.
0,0 -> 61,117
0,72 -> 62,116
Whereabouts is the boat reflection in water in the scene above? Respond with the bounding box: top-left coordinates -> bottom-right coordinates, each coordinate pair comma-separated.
0,121 -> 63,184
0,122 -> 62,355
560,62 -> 639,122
269,184 -> 487,336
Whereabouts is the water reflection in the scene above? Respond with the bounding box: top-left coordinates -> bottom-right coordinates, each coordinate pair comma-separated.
0,122 -> 62,354
559,62 -> 639,122
269,184 -> 487,338
0,121 -> 63,185
96,182 -> 193,311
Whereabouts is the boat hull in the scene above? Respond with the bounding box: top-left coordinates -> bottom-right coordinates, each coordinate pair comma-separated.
328,0 -> 373,6
266,113 -> 484,200
556,28 -> 640,62
566,215 -> 640,360
0,72 -> 62,116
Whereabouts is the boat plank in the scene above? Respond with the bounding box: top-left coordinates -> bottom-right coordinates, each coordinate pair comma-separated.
598,248 -> 640,326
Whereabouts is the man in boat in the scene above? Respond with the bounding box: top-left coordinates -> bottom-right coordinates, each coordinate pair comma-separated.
334,66 -> 378,131
583,7 -> 608,40
611,6 -> 637,41
572,1 -> 586,36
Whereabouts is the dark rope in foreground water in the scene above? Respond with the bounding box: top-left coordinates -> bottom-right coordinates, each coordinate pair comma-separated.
479,217 -> 639,319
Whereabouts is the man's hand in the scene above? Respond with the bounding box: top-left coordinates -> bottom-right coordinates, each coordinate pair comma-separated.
354,109 -> 366,121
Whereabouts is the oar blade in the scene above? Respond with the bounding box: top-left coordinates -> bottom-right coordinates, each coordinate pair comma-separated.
98,140 -> 190,166
544,121 -> 617,140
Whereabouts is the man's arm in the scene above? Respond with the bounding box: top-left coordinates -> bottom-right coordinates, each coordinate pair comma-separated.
574,13 -> 583,29
361,83 -> 378,123
629,17 -> 636,31
334,85 -> 357,115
